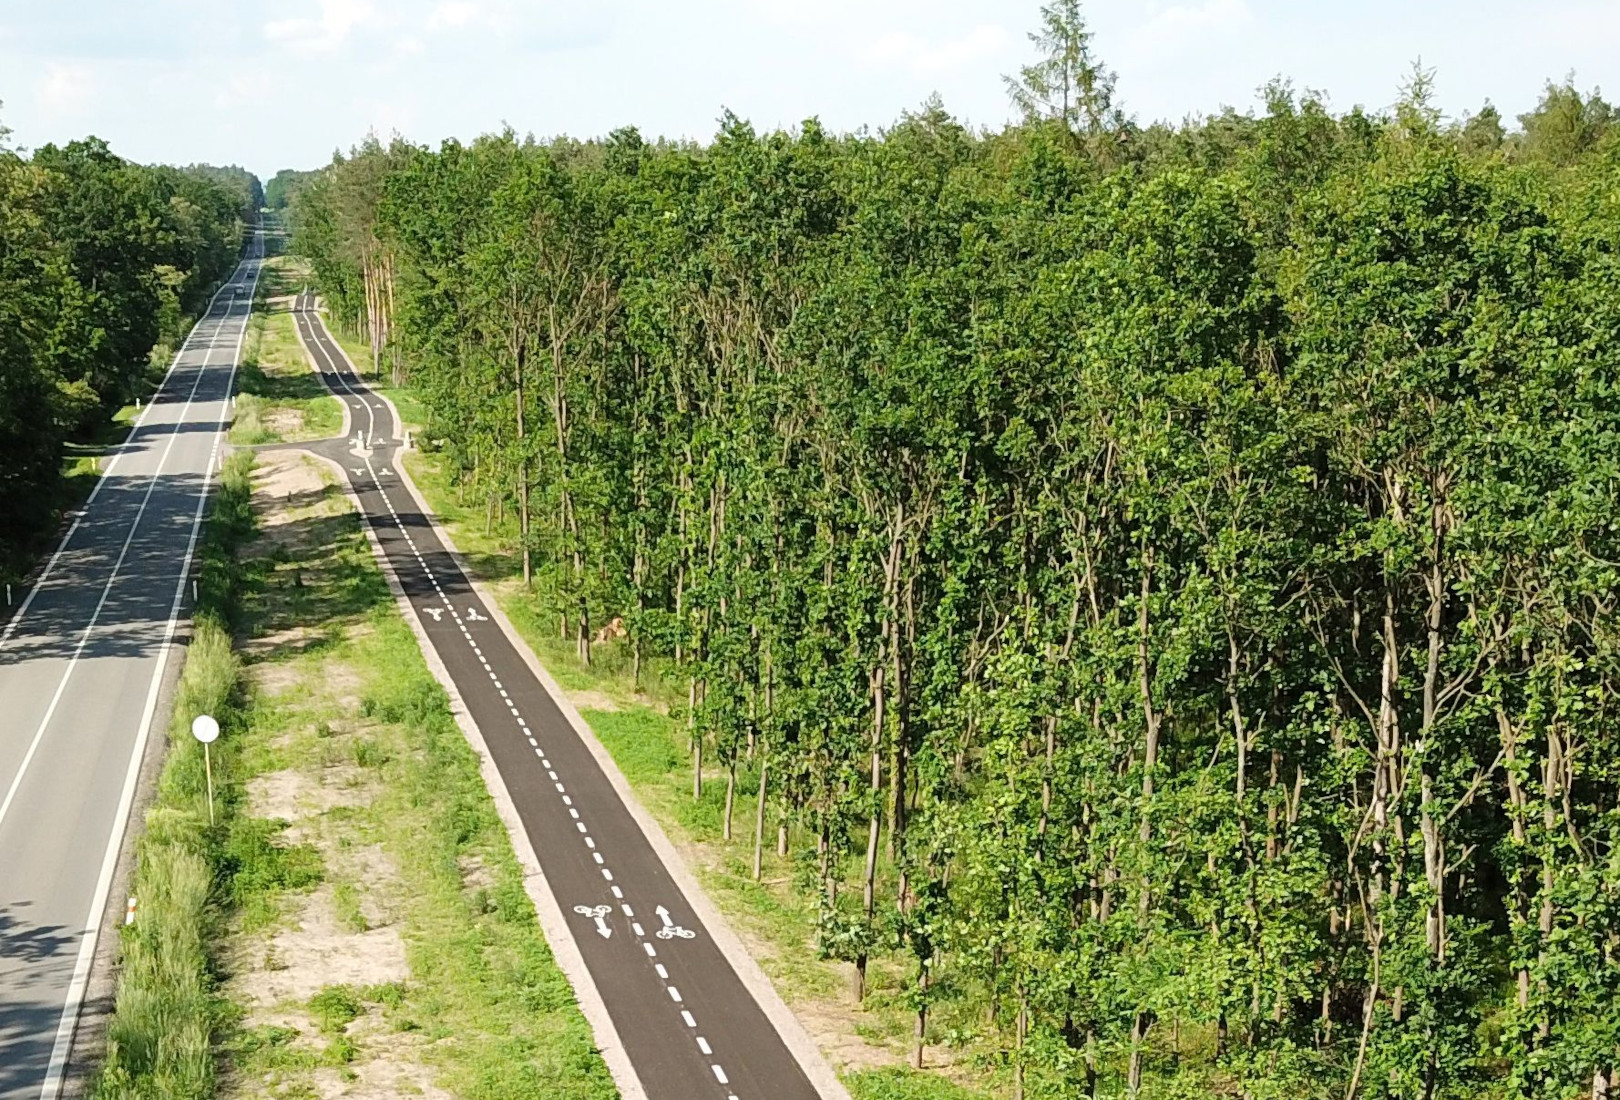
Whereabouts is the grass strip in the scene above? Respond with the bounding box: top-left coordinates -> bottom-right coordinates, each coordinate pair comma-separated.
398,448 -> 998,1100
228,256 -> 343,447
216,454 -> 615,1097
93,451 -> 260,1100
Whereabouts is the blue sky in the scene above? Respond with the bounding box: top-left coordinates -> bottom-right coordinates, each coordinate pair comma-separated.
0,0 -> 1616,179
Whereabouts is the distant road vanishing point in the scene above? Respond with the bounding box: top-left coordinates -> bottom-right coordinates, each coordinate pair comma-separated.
0,234 -> 263,1100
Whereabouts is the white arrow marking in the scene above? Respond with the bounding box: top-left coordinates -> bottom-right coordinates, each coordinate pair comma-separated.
573,904 -> 612,938
655,905 -> 696,939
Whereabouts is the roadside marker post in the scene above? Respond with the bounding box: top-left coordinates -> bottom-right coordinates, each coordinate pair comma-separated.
191,714 -> 220,825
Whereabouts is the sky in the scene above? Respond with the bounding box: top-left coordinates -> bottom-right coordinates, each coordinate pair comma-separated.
0,0 -> 1617,180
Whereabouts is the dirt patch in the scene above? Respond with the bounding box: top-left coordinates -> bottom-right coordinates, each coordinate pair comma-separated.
795,996 -> 895,1074
312,1037 -> 452,1100
568,689 -> 620,713
242,884 -> 408,1006
457,854 -> 496,892
254,451 -> 326,505
344,843 -> 402,928
246,767 -> 372,824
240,624 -> 323,662
264,407 -> 305,438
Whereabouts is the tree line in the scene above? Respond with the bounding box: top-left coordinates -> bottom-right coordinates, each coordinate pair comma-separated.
0,117 -> 254,581
288,12 -> 1620,1097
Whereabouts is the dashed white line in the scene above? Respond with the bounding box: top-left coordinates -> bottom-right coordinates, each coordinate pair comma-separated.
304,324 -> 747,1100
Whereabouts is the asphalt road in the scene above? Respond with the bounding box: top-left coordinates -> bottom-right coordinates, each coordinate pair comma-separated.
0,235 -> 263,1100
289,291 -> 827,1100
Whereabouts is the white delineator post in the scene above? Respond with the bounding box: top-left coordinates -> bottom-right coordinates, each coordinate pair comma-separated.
191,714 -> 220,825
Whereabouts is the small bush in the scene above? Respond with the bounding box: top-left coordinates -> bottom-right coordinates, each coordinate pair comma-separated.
308,986 -> 363,1034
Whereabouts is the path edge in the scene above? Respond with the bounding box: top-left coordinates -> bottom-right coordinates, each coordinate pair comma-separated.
334,358 -> 853,1100
295,444 -> 649,1100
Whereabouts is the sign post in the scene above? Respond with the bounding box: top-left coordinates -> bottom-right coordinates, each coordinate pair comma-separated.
191,715 -> 220,825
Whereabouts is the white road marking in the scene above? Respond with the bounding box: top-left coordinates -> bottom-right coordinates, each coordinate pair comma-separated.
295,306 -> 771,1100
0,285 -> 236,833
37,240 -> 265,1100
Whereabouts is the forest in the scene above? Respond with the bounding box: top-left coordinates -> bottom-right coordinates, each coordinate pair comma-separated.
0,117 -> 252,581
287,7 -> 1620,1098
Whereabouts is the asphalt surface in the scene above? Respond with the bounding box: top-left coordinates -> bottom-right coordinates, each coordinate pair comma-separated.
289,291 -> 824,1100
0,235 -> 263,1100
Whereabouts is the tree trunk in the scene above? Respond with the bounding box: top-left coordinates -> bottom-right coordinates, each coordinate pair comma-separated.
912,962 -> 928,1069
514,344 -> 531,589
752,753 -> 768,880
723,755 -> 736,842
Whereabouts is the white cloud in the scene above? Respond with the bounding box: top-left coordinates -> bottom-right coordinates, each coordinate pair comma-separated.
427,1 -> 481,31
862,23 -> 1012,76
39,62 -> 96,112
265,0 -> 381,54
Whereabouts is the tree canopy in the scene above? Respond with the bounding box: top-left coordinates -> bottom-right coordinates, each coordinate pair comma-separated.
0,127 -> 249,581
286,40 -> 1620,1100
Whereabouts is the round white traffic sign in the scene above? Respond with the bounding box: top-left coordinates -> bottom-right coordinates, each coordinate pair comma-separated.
191,715 -> 220,744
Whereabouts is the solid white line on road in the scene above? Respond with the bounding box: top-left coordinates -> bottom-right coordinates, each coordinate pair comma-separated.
0,278 -> 237,835
299,307 -> 770,1100
0,267 -> 246,650
37,239 -> 264,1100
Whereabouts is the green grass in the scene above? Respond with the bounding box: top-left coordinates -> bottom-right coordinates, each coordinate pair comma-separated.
213,454 -> 616,1098
847,1069 -> 996,1100
229,255 -> 342,446
311,310 -> 429,435
396,447 -> 1001,1099
93,452 -> 263,1100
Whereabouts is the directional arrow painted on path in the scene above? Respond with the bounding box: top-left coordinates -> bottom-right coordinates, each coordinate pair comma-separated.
574,903 -> 613,938
655,905 -> 695,940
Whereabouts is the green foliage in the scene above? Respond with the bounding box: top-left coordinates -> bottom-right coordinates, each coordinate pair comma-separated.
290,29 -> 1620,1098
94,454 -> 262,1100
0,135 -> 247,586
